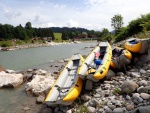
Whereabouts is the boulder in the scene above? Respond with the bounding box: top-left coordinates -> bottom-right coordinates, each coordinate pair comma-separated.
0,71 -> 23,88
121,80 -> 138,94
25,74 -> 55,96
105,69 -> 115,80
132,105 -> 150,113
85,79 -> 93,90
134,54 -> 150,67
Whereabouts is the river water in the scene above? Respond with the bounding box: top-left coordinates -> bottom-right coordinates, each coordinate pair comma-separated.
0,42 -> 97,112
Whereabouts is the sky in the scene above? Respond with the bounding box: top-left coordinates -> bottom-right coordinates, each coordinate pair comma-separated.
0,0 -> 150,31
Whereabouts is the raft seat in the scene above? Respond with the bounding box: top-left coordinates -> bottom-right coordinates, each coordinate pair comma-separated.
58,66 -> 78,98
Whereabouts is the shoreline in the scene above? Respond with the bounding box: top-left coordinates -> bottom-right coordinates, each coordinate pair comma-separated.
0,41 -> 84,51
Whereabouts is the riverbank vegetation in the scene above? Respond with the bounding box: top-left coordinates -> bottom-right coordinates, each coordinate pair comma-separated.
0,13 -> 150,47
114,13 -> 150,42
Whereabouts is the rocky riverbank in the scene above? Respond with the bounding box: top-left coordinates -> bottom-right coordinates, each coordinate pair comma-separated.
0,54 -> 150,113
0,41 -> 150,113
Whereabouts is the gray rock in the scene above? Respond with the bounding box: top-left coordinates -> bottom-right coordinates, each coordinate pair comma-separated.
126,104 -> 134,111
36,95 -> 45,104
136,96 -> 143,103
130,72 -> 141,77
117,72 -> 124,76
145,86 -> 150,91
54,107 -> 59,113
89,98 -> 99,107
133,98 -> 140,104
140,69 -> 146,74
94,93 -> 101,98
138,80 -> 148,86
104,106 -> 113,113
81,94 -> 91,102
40,108 -> 53,113
133,93 -> 140,98
132,105 -> 150,113
137,86 -> 149,93
113,107 -> 125,113
0,71 -> 23,88
112,100 -> 122,107
140,93 -> 150,99
25,75 -> 54,96
96,108 -> 105,113
59,60 -> 64,63
104,84 -> 111,90
105,69 -> 115,80
121,80 -> 138,94
85,79 -> 93,90
125,95 -> 131,100
87,106 -> 96,113
107,104 -> 116,110
23,106 -> 30,111
66,109 -> 72,113
147,70 -> 150,73
6,69 -> 16,73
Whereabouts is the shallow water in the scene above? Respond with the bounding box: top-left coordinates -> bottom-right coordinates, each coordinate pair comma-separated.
0,42 -> 97,71
0,42 -> 97,112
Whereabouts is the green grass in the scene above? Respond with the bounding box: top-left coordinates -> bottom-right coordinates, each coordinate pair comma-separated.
54,33 -> 62,42
0,41 -> 12,47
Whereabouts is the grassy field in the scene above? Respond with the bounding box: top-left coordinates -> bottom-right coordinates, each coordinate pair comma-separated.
54,33 -> 62,42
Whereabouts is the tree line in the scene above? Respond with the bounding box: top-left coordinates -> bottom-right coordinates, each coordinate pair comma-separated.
0,22 -> 55,41
0,12 -> 149,43
0,22 -> 101,41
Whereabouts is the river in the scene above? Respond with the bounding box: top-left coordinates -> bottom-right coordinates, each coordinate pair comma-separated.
0,42 -> 97,112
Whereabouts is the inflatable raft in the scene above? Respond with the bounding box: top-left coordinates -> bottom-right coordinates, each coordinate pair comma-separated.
124,38 -> 150,54
45,54 -> 84,106
110,46 -> 132,70
78,42 -> 112,82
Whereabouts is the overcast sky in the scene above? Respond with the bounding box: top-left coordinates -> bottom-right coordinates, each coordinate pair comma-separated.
0,0 -> 150,31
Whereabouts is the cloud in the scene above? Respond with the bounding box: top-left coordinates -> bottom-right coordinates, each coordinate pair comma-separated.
66,19 -> 79,28
0,0 -> 150,31
34,14 -> 40,22
0,3 -> 21,19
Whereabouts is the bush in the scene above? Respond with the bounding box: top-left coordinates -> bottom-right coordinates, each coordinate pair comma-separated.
74,105 -> 88,113
0,41 -> 12,47
115,27 -> 129,42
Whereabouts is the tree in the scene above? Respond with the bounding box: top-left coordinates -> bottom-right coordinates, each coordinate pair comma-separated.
25,22 -> 32,29
14,24 -> 27,40
25,22 -> 35,38
61,30 -> 69,40
111,14 -> 124,35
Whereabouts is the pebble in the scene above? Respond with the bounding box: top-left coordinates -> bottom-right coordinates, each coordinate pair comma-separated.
140,93 -> 150,100
87,106 -> 96,113
126,104 -> 134,111
23,107 -> 30,111
104,106 -> 113,113
136,96 -> 143,103
113,107 -> 125,113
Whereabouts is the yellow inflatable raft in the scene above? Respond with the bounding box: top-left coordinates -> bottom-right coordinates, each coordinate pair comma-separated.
124,38 -> 150,54
78,42 -> 112,82
45,54 -> 84,106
